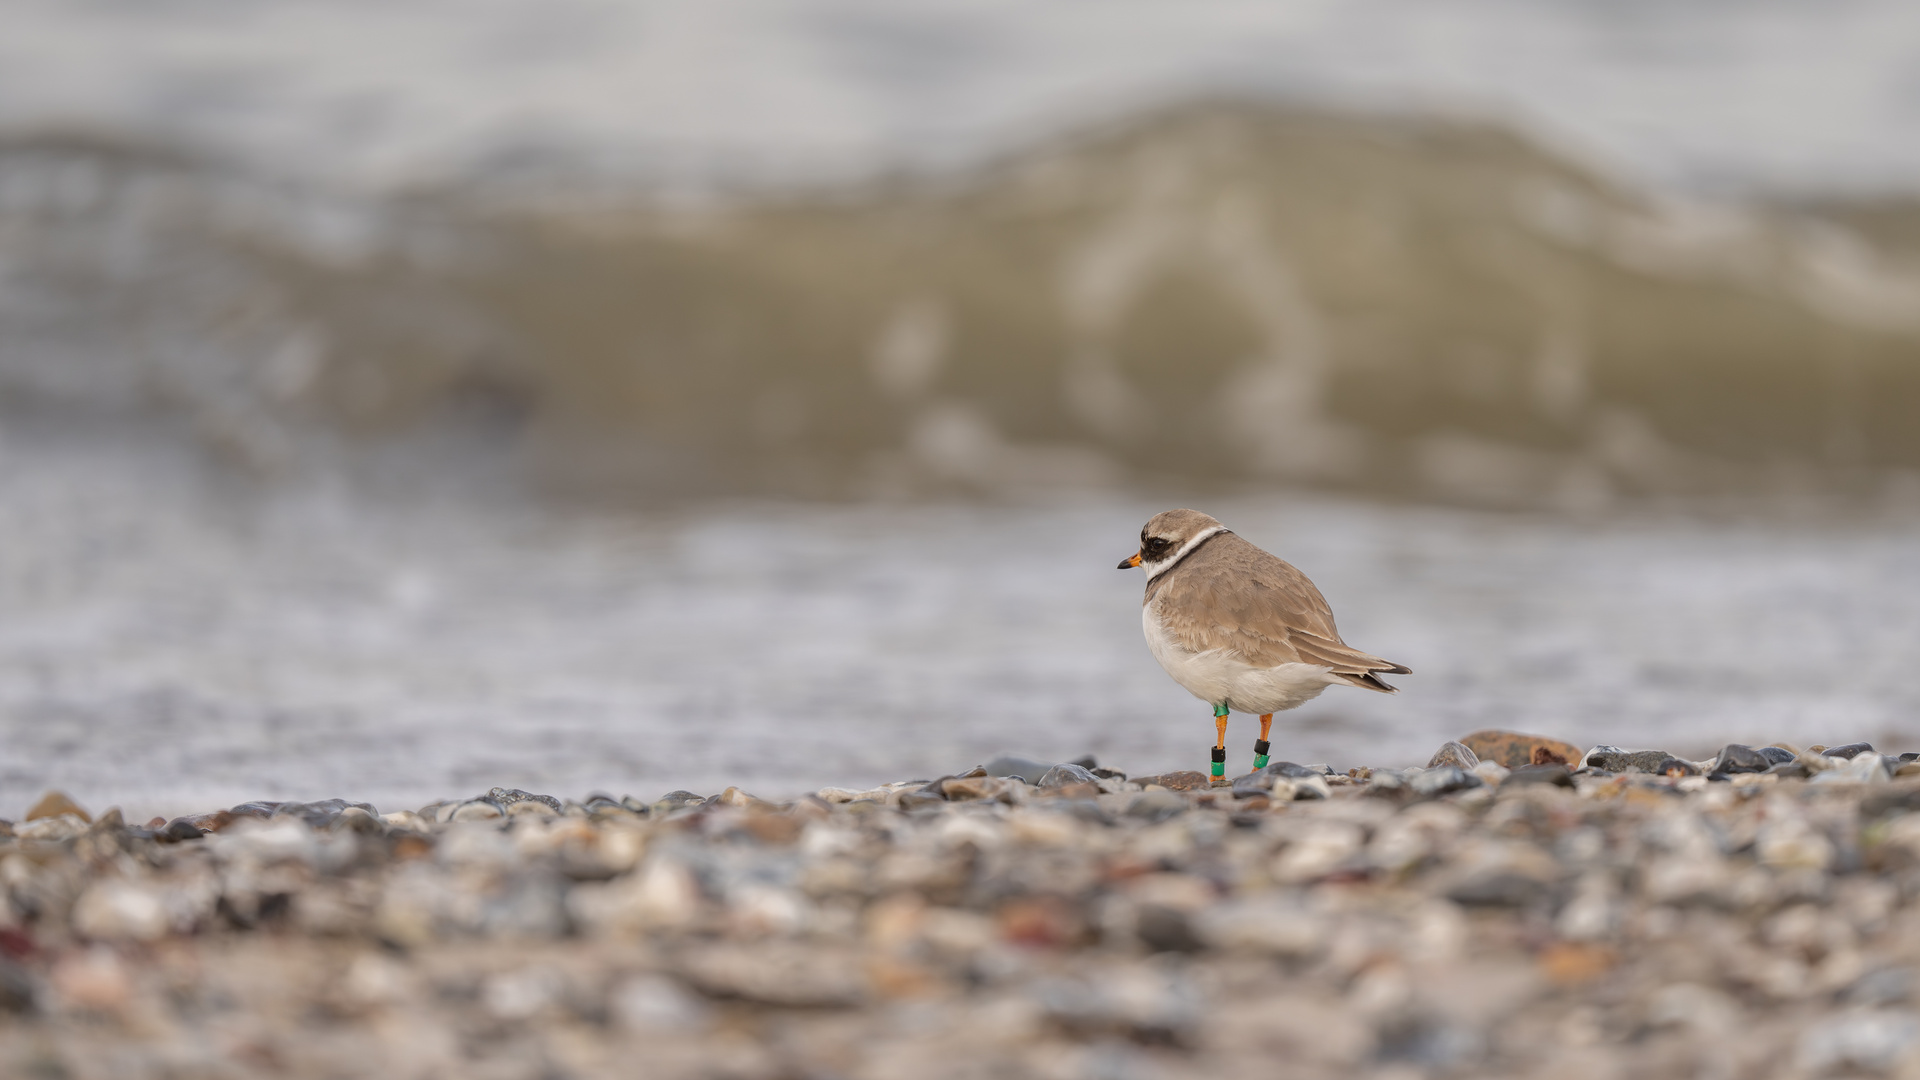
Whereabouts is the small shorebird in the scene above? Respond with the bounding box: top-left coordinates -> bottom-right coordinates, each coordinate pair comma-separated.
1119,509 -> 1410,779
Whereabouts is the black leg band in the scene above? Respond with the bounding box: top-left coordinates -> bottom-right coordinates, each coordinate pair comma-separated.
1253,740 -> 1271,756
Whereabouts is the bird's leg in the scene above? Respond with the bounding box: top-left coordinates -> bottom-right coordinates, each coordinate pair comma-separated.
1211,703 -> 1228,780
1253,713 -> 1273,771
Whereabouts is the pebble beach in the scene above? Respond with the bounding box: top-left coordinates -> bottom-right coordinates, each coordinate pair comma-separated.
6,730 -> 1920,1079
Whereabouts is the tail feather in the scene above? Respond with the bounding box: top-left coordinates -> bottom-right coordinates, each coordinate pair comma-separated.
1333,670 -> 1400,693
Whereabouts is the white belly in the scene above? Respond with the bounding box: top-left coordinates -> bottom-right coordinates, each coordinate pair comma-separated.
1142,601 -> 1337,714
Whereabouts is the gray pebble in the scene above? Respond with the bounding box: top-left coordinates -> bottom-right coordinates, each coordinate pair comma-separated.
1504,764 -> 1574,788
1410,766 -> 1482,798
1712,744 -> 1772,774
488,787 -> 562,811
1426,741 -> 1480,770
1581,747 -> 1675,773
1125,790 -> 1187,822
1037,763 -> 1097,788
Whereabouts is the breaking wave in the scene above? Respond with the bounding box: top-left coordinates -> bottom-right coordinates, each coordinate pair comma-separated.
4,105 -> 1918,507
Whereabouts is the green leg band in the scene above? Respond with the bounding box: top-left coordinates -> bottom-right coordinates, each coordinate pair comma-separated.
1253,739 -> 1271,771
1253,755 -> 1270,770
1213,703 -> 1229,717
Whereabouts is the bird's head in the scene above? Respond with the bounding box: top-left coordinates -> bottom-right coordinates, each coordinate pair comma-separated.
1118,509 -> 1227,576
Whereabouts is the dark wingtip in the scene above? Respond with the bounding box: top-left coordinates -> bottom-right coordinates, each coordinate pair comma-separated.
1353,671 -> 1399,693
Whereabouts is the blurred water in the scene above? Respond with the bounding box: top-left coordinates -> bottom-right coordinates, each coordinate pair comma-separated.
2,447 -> 1915,820
3,2 -> 1918,821
2,0 -> 1918,195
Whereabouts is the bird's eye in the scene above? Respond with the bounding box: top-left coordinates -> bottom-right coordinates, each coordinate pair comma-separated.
1146,537 -> 1170,552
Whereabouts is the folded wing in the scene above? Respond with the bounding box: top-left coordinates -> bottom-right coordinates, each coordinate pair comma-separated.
1157,533 -> 1411,693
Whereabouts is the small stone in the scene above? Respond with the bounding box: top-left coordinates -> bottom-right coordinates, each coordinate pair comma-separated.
1410,766 -> 1482,798
1530,745 -> 1570,766
14,815 -> 89,842
612,974 -> 711,1032
1426,742 -> 1480,770
1823,742 -> 1875,759
1090,767 -> 1128,781
713,787 -> 775,809
1126,791 -> 1188,822
1135,906 -> 1204,953
157,818 -> 206,842
1195,899 -> 1326,957
228,801 -> 281,819
897,786 -> 947,809
1037,763 -> 1097,788
1231,772 -> 1275,799
272,799 -> 374,827
653,791 -> 705,811
1503,764 -> 1574,788
1652,757 -> 1700,778
1447,871 -> 1549,908
1136,771 -> 1211,792
1812,753 -> 1891,785
1712,744 -> 1772,774
72,880 -> 170,941
488,787 -> 562,811
50,947 -> 130,1012
1364,770 -> 1411,798
677,943 -> 865,1007
1461,730 -> 1584,769
1844,968 -> 1915,1008
1796,1008 -> 1920,1074
382,810 -> 431,831
0,958 -> 32,1014
1757,746 -> 1798,766
1580,746 -> 1676,773
1069,754 -> 1098,770
450,800 -> 505,822
1289,776 -> 1331,801
506,799 -> 559,817
940,776 -> 1015,803
25,792 -> 89,824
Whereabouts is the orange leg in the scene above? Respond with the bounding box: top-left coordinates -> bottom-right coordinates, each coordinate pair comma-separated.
1253,713 -> 1273,770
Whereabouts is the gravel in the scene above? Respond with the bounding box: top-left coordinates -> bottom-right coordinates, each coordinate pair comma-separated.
4,736 -> 1920,1079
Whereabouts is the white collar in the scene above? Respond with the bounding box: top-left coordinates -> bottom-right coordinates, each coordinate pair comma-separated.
1143,526 -> 1228,582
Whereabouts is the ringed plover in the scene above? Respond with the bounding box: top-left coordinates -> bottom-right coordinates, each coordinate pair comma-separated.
1119,508 -> 1410,779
